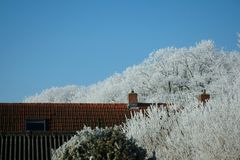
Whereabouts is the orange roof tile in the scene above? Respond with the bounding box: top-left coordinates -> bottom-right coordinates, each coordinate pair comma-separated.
0,103 -> 132,132
0,102 -> 168,132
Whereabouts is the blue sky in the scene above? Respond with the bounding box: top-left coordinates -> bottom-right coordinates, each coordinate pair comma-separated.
0,0 -> 240,102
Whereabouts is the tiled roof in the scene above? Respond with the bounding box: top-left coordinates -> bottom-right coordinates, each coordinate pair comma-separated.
0,103 -> 133,132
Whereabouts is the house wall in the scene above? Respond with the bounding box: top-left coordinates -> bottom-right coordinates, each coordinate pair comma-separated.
0,132 -> 73,160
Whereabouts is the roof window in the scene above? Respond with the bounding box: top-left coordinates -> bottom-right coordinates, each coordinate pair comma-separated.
25,119 -> 47,131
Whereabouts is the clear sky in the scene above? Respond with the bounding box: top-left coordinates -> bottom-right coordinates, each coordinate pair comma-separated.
0,0 -> 240,102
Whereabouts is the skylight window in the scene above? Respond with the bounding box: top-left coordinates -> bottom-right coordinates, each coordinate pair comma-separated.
25,119 -> 47,131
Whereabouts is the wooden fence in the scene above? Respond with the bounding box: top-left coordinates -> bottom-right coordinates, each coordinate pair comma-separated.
0,132 -> 74,160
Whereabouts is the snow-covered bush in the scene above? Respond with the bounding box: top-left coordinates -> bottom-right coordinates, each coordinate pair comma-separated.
51,126 -> 147,160
122,82 -> 240,159
122,104 -> 185,159
179,93 -> 240,159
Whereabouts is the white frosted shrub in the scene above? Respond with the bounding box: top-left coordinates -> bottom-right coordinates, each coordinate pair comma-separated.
181,83 -> 240,159
122,84 -> 240,159
122,102 -> 189,159
52,126 -> 147,160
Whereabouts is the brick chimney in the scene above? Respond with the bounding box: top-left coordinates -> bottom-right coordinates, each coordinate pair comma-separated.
197,89 -> 210,104
128,90 -> 138,104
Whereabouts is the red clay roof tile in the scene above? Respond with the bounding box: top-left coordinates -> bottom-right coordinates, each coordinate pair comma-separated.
0,103 -> 131,132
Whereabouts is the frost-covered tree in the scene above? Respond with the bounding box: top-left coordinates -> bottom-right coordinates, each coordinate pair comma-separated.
25,85 -> 82,103
25,40 -> 240,103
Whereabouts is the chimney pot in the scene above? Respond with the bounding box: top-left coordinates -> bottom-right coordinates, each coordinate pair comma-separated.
128,90 -> 138,104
